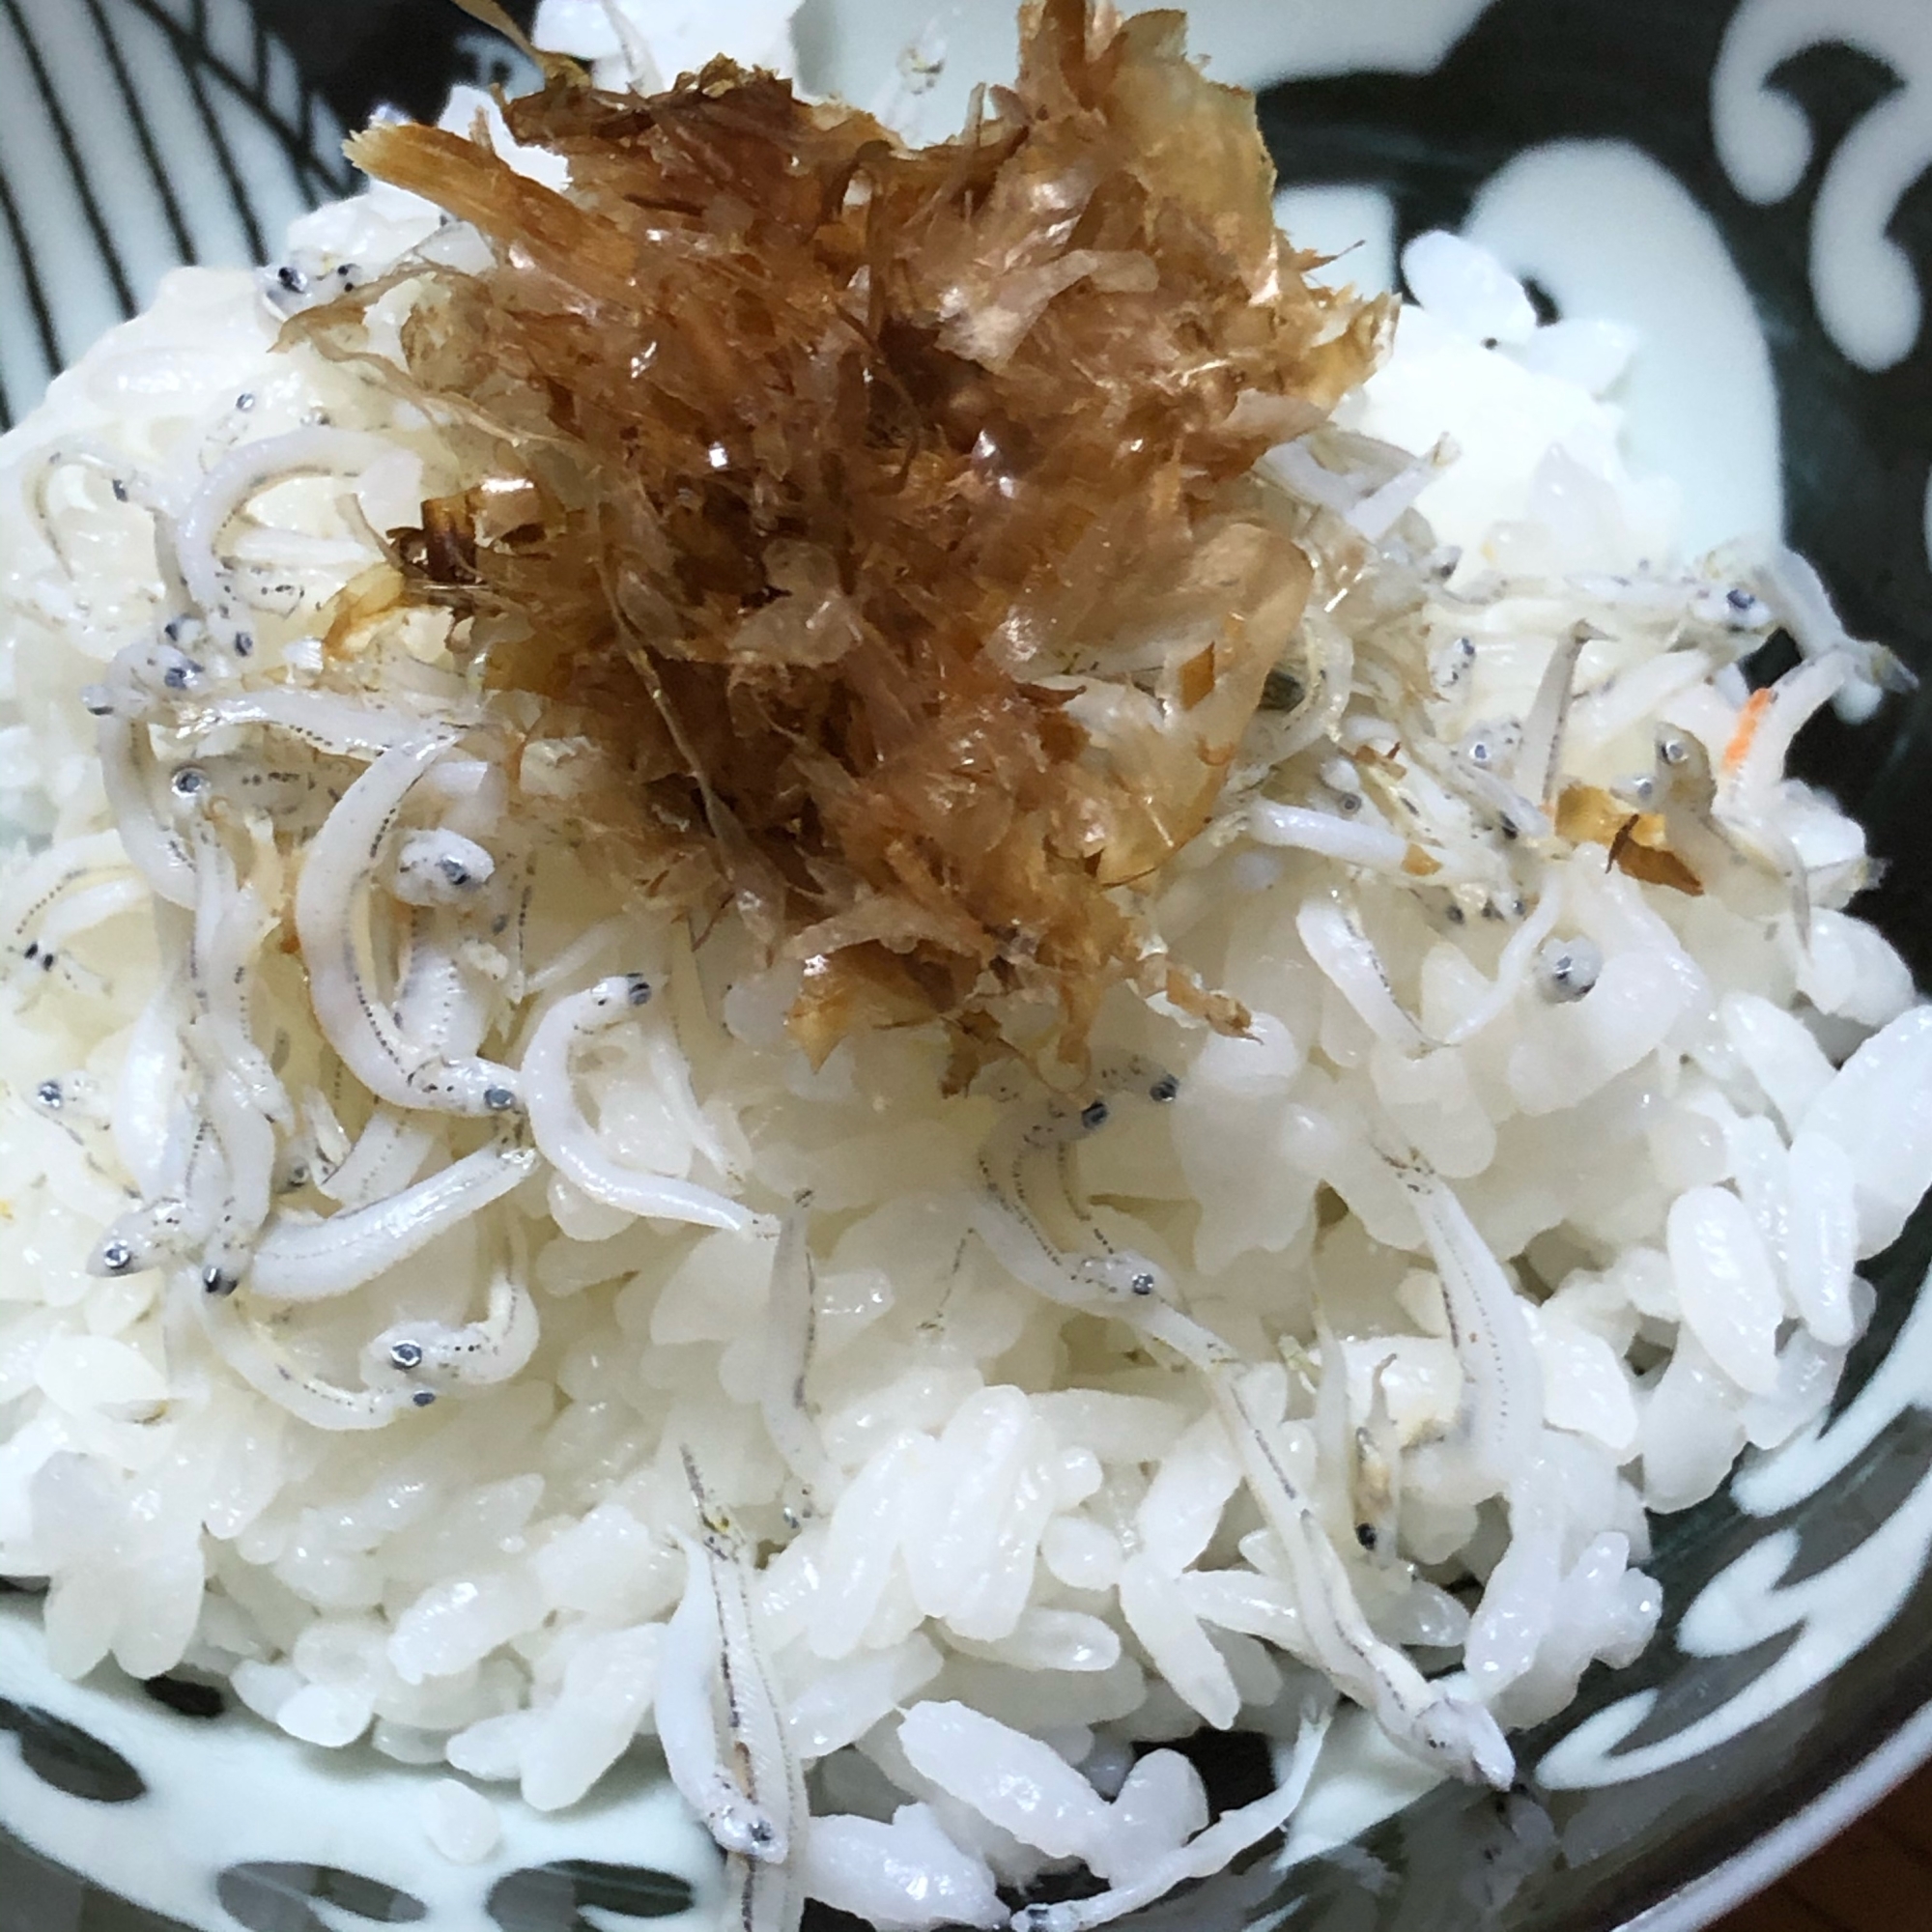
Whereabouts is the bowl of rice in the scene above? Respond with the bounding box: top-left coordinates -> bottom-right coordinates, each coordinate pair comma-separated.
3,2 -> 1931,1931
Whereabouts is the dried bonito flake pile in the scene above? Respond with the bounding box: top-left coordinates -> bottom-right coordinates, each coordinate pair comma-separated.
328,0 -> 1386,1070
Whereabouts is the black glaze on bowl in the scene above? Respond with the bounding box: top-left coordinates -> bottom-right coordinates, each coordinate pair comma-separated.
0,1695 -> 147,1804
249,0 -> 537,128
215,1863 -> 430,1932
486,1859 -> 698,1929
3,3 -> 1932,1931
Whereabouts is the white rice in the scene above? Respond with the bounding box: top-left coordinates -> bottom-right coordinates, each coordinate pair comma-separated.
0,14 -> 1926,1929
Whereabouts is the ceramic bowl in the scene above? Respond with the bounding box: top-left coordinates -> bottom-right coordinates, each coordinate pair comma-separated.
3,3 -> 1931,1929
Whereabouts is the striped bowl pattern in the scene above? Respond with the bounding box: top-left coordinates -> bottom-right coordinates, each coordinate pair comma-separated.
0,0 -> 349,430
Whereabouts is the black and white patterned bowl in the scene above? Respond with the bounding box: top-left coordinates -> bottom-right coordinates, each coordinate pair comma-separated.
5,2 -> 1932,1929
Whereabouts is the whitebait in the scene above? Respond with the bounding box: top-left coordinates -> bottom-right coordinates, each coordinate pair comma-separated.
175,428 -> 396,652
0,831 -> 135,977
1435,884 -> 1567,1047
760,1196 -> 834,1519
175,802 -> 289,1293
394,909 -> 493,1070
362,1234 -> 539,1396
1310,1304 -> 1403,1564
1354,754 -> 1514,911
1209,1356 -> 1510,1787
1246,802 -> 1412,873
197,1064 -> 279,1297
1392,1160 -> 1543,1506
1352,1361 -> 1405,1564
1511,623 -> 1590,812
522,975 -> 759,1233
1626,725 -> 1809,931
1009,1701 -> 1334,1932
1270,608 -> 1354,764
658,1455 -> 805,1870
1536,932 -> 1603,1003
723,1840 -> 803,1932
86,1194 -> 190,1281
27,440 -> 188,611
90,1086 -> 224,1280
94,708 -> 197,908
181,687 -> 459,760
659,1541 -> 787,1860
184,814 -> 289,1124
1295,894 -> 1431,1053
246,1136 -> 536,1302
393,829 -> 496,905
191,1266 -> 425,1429
1744,543 -> 1917,704
293,733 -> 523,1117
317,913 -> 488,1208
971,1056 -> 1179,1309
1441,717 -> 1551,841
1308,1303 -> 1356,1555
1153,1305 -> 1511,1782
972,1088 -> 1516,1791
34,876 -> 149,959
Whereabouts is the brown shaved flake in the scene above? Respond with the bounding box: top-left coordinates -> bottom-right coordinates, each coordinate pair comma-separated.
1555,781 -> 1634,848
327,0 -> 1386,1068
1606,821 -> 1706,896
1178,645 -> 1217,713
344,125 -> 638,301
1557,782 -> 1704,895
1556,781 -> 1676,853
321,562 -> 411,661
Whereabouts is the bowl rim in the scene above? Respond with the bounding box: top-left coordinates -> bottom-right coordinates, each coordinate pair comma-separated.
7,6 -> 1932,1930
1623,1693 -> 1932,1931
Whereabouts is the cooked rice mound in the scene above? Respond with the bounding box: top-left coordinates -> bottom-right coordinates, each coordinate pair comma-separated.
0,3 -> 1927,1926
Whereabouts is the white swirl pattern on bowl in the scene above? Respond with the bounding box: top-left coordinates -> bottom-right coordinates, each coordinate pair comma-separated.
1542,1268 -> 1932,1788
1715,0 -> 1932,374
